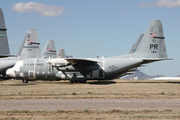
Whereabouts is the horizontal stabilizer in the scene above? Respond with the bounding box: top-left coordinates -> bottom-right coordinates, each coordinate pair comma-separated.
142,58 -> 173,63
0,54 -> 17,58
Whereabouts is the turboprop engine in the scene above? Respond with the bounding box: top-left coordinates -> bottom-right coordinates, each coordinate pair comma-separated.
46,58 -> 72,67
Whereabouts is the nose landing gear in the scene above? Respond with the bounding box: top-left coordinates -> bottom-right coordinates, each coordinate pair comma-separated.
22,79 -> 28,83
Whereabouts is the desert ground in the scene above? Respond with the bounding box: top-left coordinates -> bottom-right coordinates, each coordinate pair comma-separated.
0,79 -> 180,119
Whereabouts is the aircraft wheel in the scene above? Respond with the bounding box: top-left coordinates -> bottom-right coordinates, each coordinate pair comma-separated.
22,79 -> 28,83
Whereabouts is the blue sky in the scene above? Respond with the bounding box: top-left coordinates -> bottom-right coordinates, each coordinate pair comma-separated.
1,0 -> 180,77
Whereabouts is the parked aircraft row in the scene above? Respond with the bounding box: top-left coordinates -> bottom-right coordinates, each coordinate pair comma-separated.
6,19 -> 172,83
0,8 -> 173,83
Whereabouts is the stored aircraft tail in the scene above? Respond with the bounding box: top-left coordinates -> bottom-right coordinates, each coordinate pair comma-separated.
57,49 -> 66,58
133,20 -> 167,59
17,28 -> 41,59
0,8 -> 9,55
41,40 -> 57,58
0,8 -> 16,58
129,33 -> 144,54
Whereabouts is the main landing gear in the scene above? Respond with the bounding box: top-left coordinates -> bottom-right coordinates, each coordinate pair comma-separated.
70,80 -> 87,83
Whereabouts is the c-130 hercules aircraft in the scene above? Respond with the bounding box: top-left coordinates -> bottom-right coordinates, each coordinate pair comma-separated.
6,19 -> 172,83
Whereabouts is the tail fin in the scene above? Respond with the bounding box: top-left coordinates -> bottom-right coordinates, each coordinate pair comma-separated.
129,33 -> 144,54
41,40 -> 57,58
57,49 -> 66,58
134,20 -> 167,58
17,28 -> 41,59
0,8 -> 10,55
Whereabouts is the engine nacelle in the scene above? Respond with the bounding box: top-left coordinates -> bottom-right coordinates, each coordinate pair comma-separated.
47,59 -> 72,67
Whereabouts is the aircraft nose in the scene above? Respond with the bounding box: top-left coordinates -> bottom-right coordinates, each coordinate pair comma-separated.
6,68 -> 15,78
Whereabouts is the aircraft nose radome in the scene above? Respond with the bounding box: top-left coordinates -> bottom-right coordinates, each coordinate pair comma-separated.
6,68 -> 15,78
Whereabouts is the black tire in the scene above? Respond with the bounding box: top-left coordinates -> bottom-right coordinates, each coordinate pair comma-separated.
22,79 -> 28,83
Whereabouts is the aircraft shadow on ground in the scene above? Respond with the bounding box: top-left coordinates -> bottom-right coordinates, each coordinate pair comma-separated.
88,80 -> 116,85
119,80 -> 180,84
166,82 -> 180,84
9,84 -> 37,86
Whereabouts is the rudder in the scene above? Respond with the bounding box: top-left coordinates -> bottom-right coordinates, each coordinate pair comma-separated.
41,40 -> 57,58
129,33 -> 144,54
17,28 -> 41,58
133,20 -> 167,58
57,49 -> 66,58
0,8 -> 10,55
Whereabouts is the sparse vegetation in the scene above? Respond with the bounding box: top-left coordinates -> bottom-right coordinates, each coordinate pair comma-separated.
87,92 -> 92,94
0,80 -> 180,119
84,109 -> 89,112
0,79 -> 180,99
0,109 -> 179,120
72,93 -> 77,95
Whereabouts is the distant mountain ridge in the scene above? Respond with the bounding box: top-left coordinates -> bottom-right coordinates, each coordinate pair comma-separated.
122,71 -> 165,80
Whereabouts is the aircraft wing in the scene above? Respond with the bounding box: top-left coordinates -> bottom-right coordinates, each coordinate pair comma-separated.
65,58 -> 99,64
0,54 -> 17,58
47,58 -> 100,67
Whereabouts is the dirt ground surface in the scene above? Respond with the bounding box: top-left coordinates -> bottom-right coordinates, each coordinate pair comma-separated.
0,79 -> 180,119
0,79 -> 180,99
0,98 -> 180,111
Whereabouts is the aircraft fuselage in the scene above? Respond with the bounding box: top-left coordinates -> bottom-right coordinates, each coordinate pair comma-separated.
7,57 -> 143,82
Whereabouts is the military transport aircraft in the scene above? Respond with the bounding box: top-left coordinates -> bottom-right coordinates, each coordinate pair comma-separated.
6,19 -> 173,83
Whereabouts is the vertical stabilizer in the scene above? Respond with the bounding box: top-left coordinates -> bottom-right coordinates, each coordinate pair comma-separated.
129,43 -> 135,54
41,40 -> 57,58
134,20 -> 167,58
17,28 -> 41,59
129,33 -> 144,54
57,49 -> 65,58
0,8 -> 10,55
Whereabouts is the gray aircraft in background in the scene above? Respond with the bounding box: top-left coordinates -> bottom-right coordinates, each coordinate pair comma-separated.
129,33 -> 144,54
41,40 -> 57,58
6,20 -> 172,83
57,49 -> 66,58
0,8 -> 42,78
0,28 -> 41,77
41,40 -> 66,58
0,8 -> 16,58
